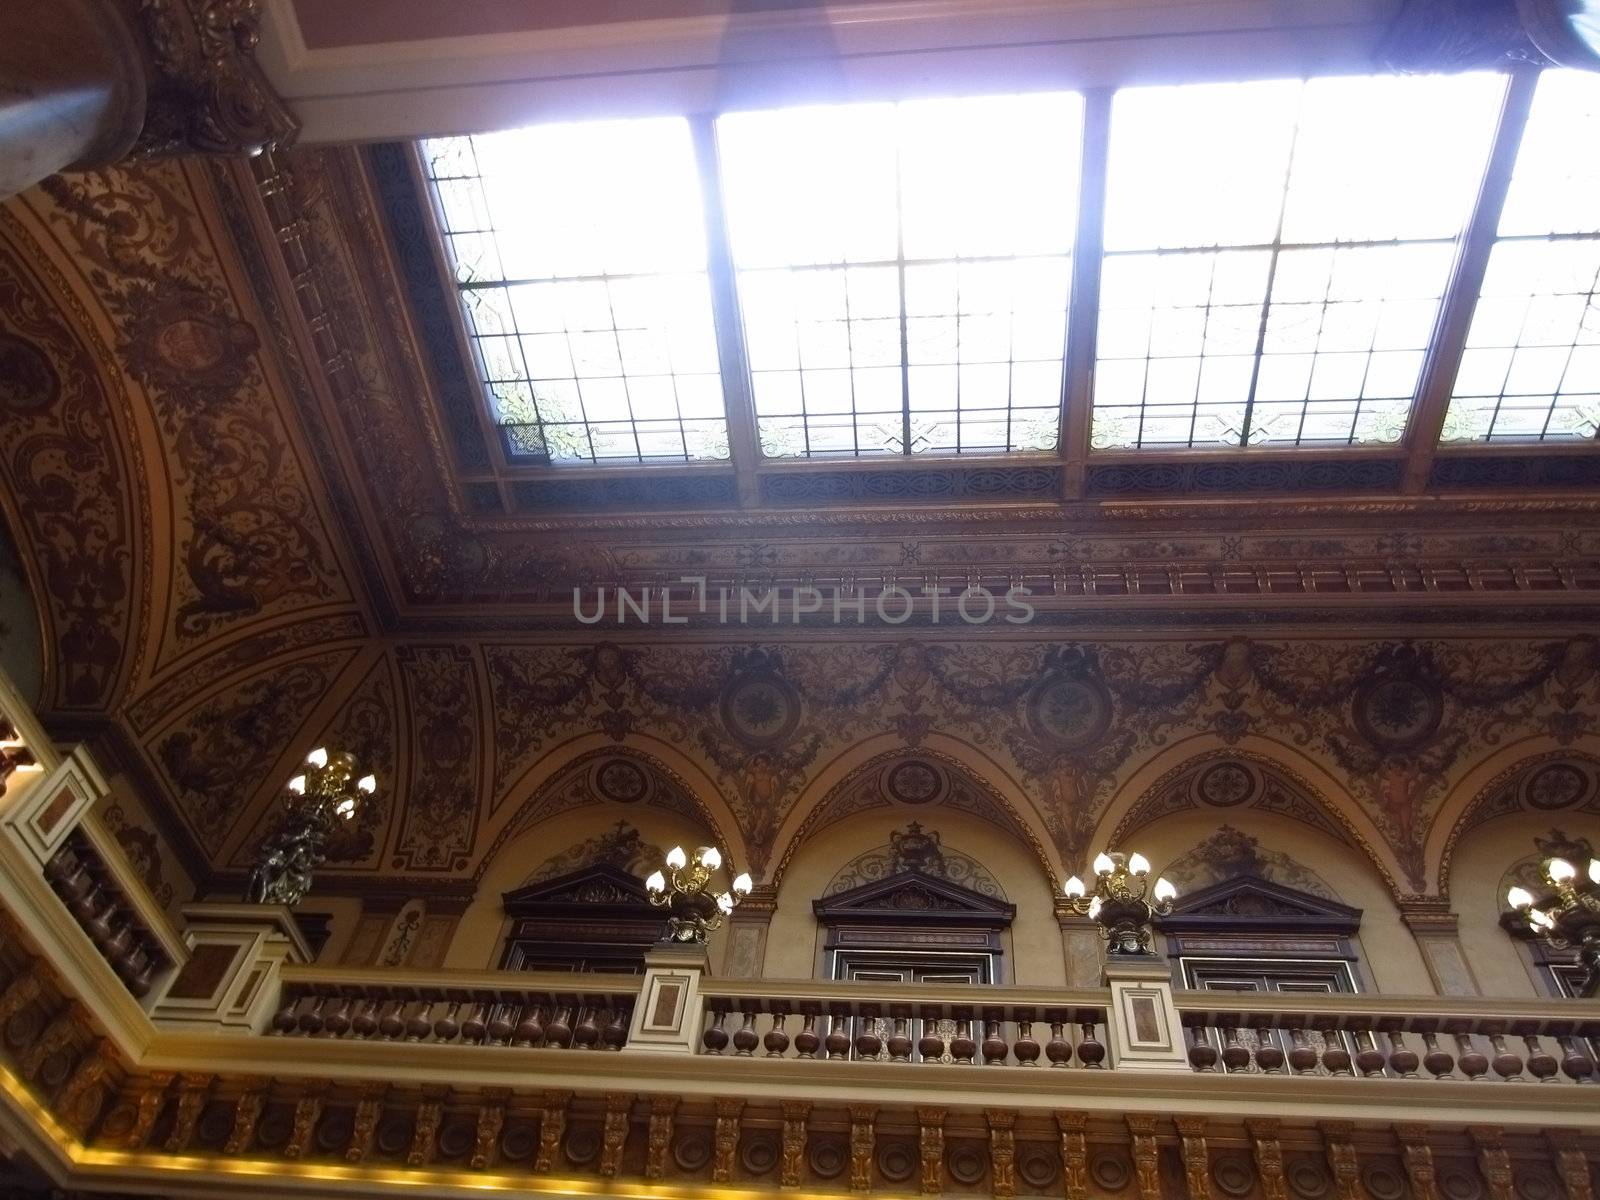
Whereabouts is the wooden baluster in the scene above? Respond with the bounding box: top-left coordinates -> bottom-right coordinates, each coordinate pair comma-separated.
127,949 -> 158,997
514,1003 -> 546,1048
1523,1034 -> 1557,1082
1353,1029 -> 1386,1078
271,992 -> 300,1036
1253,1020 -> 1286,1074
1454,1031 -> 1489,1080
1221,1024 -> 1251,1073
981,1012 -> 1008,1066
1287,1028 -> 1318,1075
351,999 -> 380,1039
1077,1018 -> 1106,1069
1386,1030 -> 1419,1078
794,1010 -> 821,1059
824,1010 -> 850,1060
433,999 -> 463,1043
950,1016 -> 976,1065
886,1013 -> 912,1063
377,1000 -> 405,1040
1187,1024 -> 1219,1072
1014,1015 -> 1041,1067
854,1008 -> 883,1060
1556,1035 -> 1595,1083
298,995 -> 327,1036
603,1004 -> 630,1050
765,1009 -> 792,1058
573,1005 -> 602,1049
1421,1032 -> 1455,1079
405,999 -> 435,1043
462,1001 -> 490,1044
702,1006 -> 730,1055
1488,1030 -> 1524,1080
544,1004 -> 574,1048
918,1010 -> 947,1064
487,1003 -> 515,1044
1045,1019 -> 1073,1068
1317,1021 -> 1352,1075
732,1007 -> 759,1056
324,996 -> 354,1038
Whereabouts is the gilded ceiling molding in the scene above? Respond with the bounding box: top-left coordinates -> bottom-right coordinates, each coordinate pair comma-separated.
0,212 -> 146,715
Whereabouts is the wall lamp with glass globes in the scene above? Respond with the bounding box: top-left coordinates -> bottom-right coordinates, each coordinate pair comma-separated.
1505,850 -> 1600,998
645,845 -> 753,944
244,747 -> 376,907
1062,851 -> 1178,956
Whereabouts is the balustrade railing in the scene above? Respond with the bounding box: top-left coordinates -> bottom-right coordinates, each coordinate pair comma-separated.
697,981 -> 1112,1067
270,966 -> 640,1050
42,828 -> 173,997
1176,993 -> 1600,1084
680,980 -> 1599,1085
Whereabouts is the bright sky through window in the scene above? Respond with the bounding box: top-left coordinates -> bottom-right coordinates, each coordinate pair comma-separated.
717,93 -> 1082,457
1092,72 -> 1506,450
1443,69 -> 1600,443
422,119 -> 729,464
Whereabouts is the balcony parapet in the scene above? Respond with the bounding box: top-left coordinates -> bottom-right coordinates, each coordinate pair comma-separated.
271,963 -> 639,1049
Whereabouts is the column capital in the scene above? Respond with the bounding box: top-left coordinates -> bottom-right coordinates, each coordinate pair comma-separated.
125,0 -> 299,160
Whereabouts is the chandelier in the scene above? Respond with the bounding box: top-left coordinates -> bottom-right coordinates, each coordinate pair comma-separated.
1062,850 -> 1177,956
645,845 -> 752,944
244,747 -> 376,907
1506,849 -> 1600,997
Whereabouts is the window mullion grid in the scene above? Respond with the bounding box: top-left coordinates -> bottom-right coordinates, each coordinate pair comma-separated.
1237,85 -> 1308,450
689,113 -> 760,500
1060,88 -> 1112,495
894,125 -> 913,455
1401,66 -> 1542,486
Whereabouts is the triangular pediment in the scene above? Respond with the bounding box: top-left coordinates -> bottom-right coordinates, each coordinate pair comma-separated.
814,869 -> 1016,925
503,862 -> 652,915
1157,874 -> 1360,933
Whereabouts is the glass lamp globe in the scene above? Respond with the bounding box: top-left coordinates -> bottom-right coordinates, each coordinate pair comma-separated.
1153,877 -> 1177,902
699,846 -> 722,870
645,870 -> 666,893
1548,858 -> 1576,883
732,872 -> 753,895
1128,852 -> 1151,876
665,846 -> 688,870
1092,853 -> 1114,876
306,747 -> 329,768
1064,875 -> 1085,898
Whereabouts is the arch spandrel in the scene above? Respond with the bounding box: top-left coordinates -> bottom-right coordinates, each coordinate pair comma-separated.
1090,734 -> 1409,901
474,733 -> 746,884
768,733 -> 1062,893
1428,739 -> 1600,900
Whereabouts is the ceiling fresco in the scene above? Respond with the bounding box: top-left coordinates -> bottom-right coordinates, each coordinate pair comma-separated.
1,148 -> 1598,908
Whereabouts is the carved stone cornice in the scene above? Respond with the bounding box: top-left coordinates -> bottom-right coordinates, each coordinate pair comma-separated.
124,0 -> 299,159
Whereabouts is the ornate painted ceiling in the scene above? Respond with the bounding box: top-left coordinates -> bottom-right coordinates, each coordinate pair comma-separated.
1,144 -> 1598,905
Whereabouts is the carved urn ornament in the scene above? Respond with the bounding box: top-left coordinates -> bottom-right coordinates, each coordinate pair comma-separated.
1505,847 -> 1600,997
1062,851 -> 1177,955
645,846 -> 753,943
244,747 -> 376,907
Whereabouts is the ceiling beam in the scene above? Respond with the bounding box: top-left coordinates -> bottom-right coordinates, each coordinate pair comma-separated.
1401,66 -> 1541,494
1060,88 -> 1112,500
691,113 -> 762,507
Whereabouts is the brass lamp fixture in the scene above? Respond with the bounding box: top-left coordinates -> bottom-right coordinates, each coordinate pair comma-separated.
1505,850 -> 1600,997
1062,850 -> 1178,956
644,845 -> 752,943
244,747 -> 376,907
